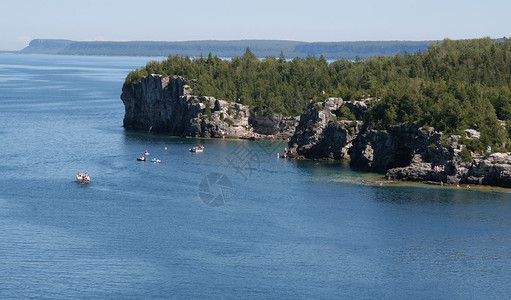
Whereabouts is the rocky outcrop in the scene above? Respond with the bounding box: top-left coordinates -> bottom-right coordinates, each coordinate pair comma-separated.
179,96 -> 250,138
121,74 -> 292,138
287,98 -> 366,160
461,153 -> 511,187
248,112 -> 299,140
349,124 -> 511,188
350,124 -> 448,172
385,139 -> 511,188
122,75 -> 188,133
287,97 -> 511,188
350,124 -> 511,187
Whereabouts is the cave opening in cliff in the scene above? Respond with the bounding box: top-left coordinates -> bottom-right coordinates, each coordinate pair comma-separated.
393,146 -> 413,168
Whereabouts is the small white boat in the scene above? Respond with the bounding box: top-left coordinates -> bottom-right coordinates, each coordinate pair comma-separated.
137,156 -> 146,161
143,150 -> 150,156
152,158 -> 161,163
76,172 -> 90,184
189,145 -> 204,152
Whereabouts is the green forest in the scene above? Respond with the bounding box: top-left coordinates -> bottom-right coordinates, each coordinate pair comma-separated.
125,38 -> 511,150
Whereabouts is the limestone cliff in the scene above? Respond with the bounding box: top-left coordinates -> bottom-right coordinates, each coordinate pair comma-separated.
384,132 -> 511,188
350,124 -> 445,171
287,97 -> 511,188
121,74 -> 278,138
287,98 -> 366,160
248,112 -> 299,140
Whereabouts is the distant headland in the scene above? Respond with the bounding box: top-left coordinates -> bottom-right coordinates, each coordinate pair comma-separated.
19,38 -> 439,60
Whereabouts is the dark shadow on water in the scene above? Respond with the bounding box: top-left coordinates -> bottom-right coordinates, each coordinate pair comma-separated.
294,159 -> 351,170
122,129 -> 186,144
292,159 -> 385,185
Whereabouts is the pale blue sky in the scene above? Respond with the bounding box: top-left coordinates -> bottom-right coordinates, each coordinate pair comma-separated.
1,0 -> 509,50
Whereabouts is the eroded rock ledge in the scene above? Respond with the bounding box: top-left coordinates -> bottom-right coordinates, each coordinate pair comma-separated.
287,97 -> 511,188
121,74 -> 298,139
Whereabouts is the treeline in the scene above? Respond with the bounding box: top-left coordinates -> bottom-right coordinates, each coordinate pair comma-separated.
125,38 -> 511,148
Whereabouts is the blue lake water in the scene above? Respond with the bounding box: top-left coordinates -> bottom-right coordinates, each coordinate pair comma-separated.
1,53 -> 511,299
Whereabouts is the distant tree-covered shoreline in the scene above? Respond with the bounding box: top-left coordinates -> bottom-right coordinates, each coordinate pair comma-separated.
20,39 -> 437,60
125,38 -> 511,149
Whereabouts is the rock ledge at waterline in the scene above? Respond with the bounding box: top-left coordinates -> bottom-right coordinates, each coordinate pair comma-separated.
286,97 -> 511,188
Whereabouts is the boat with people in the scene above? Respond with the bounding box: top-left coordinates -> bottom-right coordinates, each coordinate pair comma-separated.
152,158 -> 161,163
137,156 -> 146,161
76,172 -> 90,184
189,145 -> 204,152
143,150 -> 150,155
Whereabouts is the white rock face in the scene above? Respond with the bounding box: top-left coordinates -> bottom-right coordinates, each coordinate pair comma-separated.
464,129 -> 481,140
121,74 -> 298,139
121,74 -> 251,138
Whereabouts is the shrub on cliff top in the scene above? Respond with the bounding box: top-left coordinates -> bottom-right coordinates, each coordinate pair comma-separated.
336,106 -> 356,121
125,68 -> 148,84
459,147 -> 473,163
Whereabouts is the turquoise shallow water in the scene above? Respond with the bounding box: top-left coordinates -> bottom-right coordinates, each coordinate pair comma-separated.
1,54 -> 511,299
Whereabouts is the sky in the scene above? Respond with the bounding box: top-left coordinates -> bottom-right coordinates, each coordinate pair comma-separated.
1,0 -> 509,51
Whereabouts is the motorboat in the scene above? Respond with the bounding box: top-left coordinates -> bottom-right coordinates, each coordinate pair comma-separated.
76,172 -> 90,184
137,156 -> 146,161
189,145 -> 204,152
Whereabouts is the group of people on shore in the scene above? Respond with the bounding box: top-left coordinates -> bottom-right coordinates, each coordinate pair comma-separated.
470,145 -> 493,157
277,147 -> 289,158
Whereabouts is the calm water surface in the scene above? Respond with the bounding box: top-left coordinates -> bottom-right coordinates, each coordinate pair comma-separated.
1,54 -> 510,299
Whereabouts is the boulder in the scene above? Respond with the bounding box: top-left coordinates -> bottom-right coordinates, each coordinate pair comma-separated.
287,98 -> 361,160
464,129 -> 481,140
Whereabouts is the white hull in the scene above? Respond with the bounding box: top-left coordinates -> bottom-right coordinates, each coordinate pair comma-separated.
190,146 -> 204,152
76,174 -> 90,184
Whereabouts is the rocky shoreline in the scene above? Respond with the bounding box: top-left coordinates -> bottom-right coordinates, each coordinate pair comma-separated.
121,75 -> 511,189
287,97 -> 511,189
